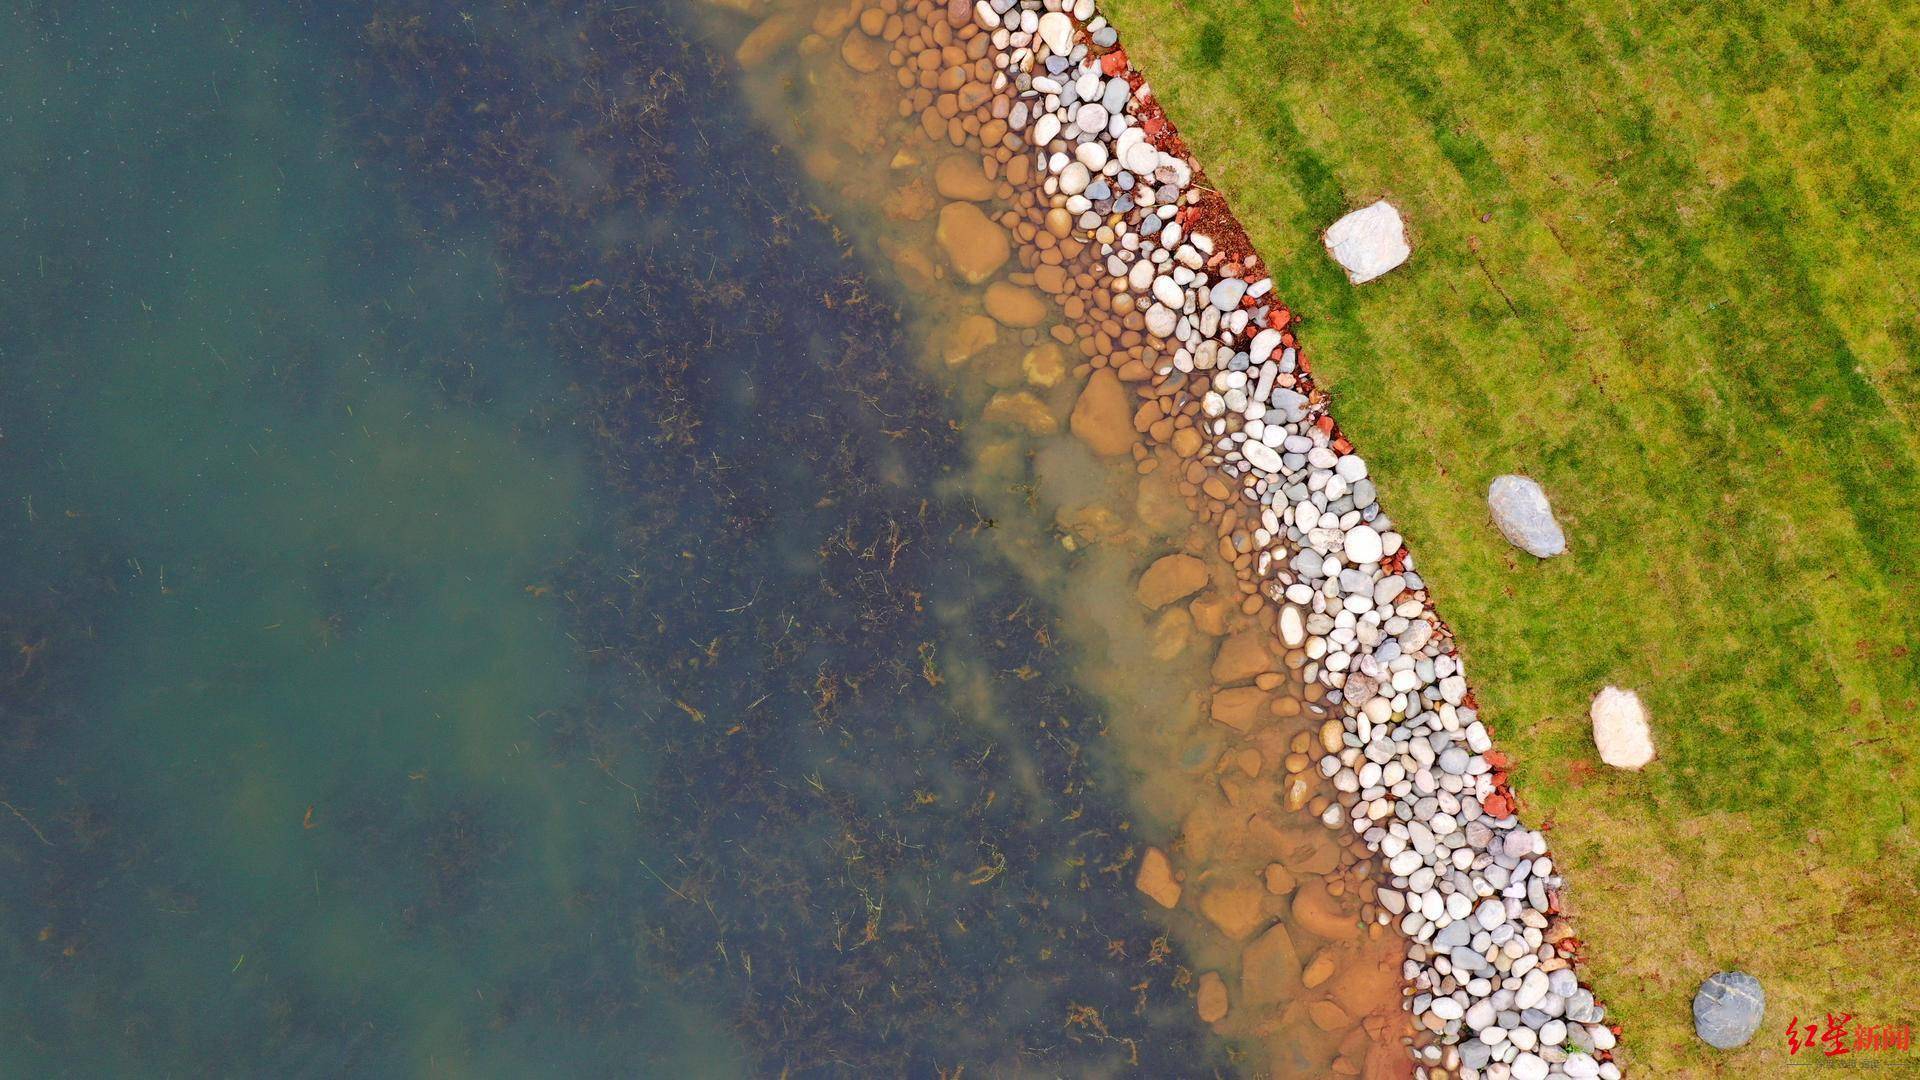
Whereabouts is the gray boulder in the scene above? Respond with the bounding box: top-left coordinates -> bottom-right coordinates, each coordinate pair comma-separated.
1693,971 -> 1765,1049
1487,475 -> 1567,558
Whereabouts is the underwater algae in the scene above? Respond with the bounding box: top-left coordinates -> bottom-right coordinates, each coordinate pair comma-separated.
352,1 -> 1232,1075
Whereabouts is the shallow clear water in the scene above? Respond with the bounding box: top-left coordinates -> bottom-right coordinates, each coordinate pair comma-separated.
0,3 -> 1227,1076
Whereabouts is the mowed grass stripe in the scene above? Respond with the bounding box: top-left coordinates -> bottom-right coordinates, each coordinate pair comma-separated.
1104,0 -> 1919,1069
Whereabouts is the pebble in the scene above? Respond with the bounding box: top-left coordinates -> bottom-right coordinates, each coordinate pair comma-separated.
1210,277 -> 1248,310
1036,10 -> 1072,54
1344,524 -> 1383,565
1242,440 -> 1283,473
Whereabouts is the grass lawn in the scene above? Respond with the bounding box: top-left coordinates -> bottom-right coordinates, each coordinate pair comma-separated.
1100,0 -> 1920,1070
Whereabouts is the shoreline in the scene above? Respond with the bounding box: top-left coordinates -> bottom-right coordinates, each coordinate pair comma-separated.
718,0 -> 1623,1075
972,7 -> 1626,1072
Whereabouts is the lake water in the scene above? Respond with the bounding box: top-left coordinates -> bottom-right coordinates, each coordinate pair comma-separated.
0,1 -> 1405,1076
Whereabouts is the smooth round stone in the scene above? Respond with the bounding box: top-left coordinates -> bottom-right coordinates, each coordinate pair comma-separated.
1511,1052 -> 1548,1080
1075,141 -> 1108,170
1210,276 -> 1248,310
1248,327 -> 1283,365
1693,971 -> 1765,1049
1345,524 -> 1384,564
1033,112 -> 1061,145
1549,968 -> 1580,998
1476,898 -> 1506,931
1242,440 -> 1283,473
1564,1053 -> 1600,1079
1151,275 -> 1182,309
1058,161 -> 1090,195
1035,10 -> 1072,53
1075,101 -> 1108,132
1515,968 -> 1551,1010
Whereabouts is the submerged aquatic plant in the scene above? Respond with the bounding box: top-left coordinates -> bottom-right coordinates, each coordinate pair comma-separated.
351,1 -> 1226,1074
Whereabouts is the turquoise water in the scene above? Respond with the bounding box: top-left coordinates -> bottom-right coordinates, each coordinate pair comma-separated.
0,3 -> 1223,1076
1,5 -> 740,1075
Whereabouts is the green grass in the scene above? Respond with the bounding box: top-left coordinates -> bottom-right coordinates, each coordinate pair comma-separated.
1102,0 -> 1920,1071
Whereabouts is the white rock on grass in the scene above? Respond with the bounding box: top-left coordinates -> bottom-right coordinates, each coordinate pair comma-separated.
1590,685 -> 1655,769
1323,199 -> 1411,284
1487,474 -> 1567,558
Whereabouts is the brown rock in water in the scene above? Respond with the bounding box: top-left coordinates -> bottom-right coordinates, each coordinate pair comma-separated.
1069,369 -> 1134,456
1196,971 -> 1229,1023
1199,881 -> 1268,941
1188,592 -> 1233,636
941,314 -> 998,366
1240,923 -> 1303,1006
1135,553 -> 1207,609
1148,608 -> 1192,661
1282,773 -> 1312,812
1263,863 -> 1298,896
839,29 -> 884,72
936,202 -> 1009,284
1171,426 -> 1203,458
1136,846 -> 1181,908
1292,880 -> 1363,942
983,282 -> 1046,326
934,155 -> 995,201
945,0 -> 973,27
1060,503 -> 1126,544
1211,629 -> 1273,684
1210,686 -> 1267,732
735,11 -> 801,66
881,177 -> 934,222
1278,832 -> 1343,876
1301,949 -> 1337,989
1309,999 -> 1352,1032
981,391 -> 1056,435
1021,343 -> 1066,388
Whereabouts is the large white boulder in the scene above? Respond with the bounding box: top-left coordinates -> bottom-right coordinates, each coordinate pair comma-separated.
1590,686 -> 1655,769
1487,474 -> 1567,558
1323,199 -> 1411,284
